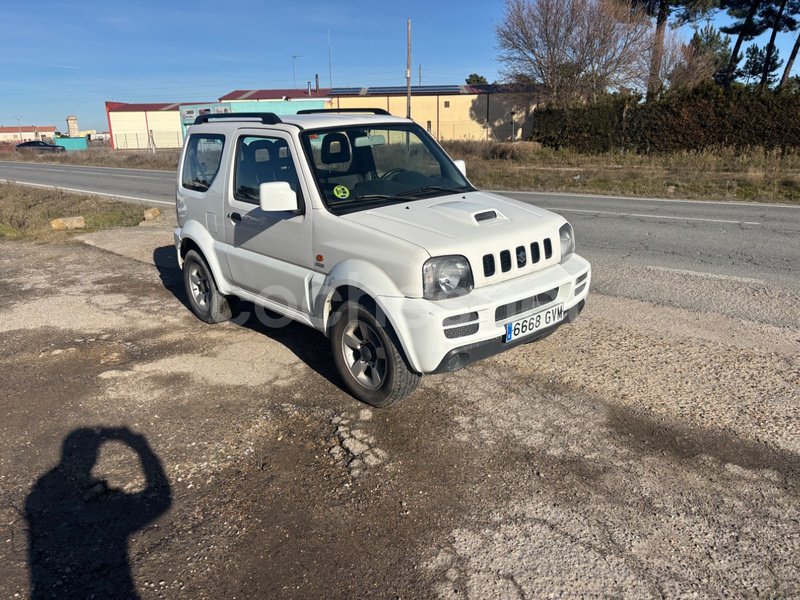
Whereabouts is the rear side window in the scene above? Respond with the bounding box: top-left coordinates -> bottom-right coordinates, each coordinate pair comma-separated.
182,134 -> 225,192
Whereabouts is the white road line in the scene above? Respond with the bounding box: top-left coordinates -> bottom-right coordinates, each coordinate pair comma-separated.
0,179 -> 173,206
554,207 -> 761,225
1,164 -> 164,180
495,188 -> 795,210
646,266 -> 765,285
0,160 -> 173,175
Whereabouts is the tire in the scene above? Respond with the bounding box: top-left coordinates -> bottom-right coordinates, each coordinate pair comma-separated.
183,249 -> 232,324
331,301 -> 421,407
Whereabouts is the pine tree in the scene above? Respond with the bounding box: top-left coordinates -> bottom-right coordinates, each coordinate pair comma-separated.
735,43 -> 783,85
691,24 -> 734,84
719,0 -> 768,88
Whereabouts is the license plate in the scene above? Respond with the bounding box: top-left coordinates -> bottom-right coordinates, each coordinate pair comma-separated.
505,304 -> 564,343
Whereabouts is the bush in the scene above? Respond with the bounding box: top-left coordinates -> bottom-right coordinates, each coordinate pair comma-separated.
531,84 -> 800,154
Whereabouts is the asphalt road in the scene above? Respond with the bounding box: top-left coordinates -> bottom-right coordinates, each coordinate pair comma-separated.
0,160 -> 176,206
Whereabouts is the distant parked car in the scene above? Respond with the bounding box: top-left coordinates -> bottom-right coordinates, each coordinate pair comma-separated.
15,140 -> 65,153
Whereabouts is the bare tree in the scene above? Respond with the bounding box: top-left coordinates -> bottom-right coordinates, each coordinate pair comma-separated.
496,0 -> 653,105
656,31 -> 720,90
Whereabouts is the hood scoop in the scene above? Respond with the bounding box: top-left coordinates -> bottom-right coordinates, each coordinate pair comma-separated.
474,210 -> 497,222
429,201 -> 507,226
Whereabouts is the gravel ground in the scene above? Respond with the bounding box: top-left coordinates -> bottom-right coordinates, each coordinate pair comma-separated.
0,216 -> 798,598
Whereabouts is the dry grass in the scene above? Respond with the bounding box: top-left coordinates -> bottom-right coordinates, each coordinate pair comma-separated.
0,183 -> 146,241
442,141 -> 800,204
0,148 -> 180,171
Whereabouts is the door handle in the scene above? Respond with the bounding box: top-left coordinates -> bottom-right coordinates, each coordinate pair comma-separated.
228,212 -> 242,222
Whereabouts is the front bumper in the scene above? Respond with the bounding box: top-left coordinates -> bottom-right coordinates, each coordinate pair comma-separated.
431,300 -> 584,374
378,253 -> 591,374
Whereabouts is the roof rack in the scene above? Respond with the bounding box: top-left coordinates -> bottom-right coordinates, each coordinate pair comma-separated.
295,108 -> 391,116
193,112 -> 283,125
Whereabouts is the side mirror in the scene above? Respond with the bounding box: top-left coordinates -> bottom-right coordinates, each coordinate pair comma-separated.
454,159 -> 467,177
259,181 -> 299,212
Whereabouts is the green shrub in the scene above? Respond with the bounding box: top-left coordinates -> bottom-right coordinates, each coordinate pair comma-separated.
532,85 -> 800,154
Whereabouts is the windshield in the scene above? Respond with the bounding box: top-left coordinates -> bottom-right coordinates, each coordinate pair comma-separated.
300,123 -> 474,214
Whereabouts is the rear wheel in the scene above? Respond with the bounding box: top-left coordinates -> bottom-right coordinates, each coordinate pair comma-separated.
183,249 -> 232,324
331,301 -> 420,407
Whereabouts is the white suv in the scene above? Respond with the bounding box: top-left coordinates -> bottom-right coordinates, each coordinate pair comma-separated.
174,109 -> 591,406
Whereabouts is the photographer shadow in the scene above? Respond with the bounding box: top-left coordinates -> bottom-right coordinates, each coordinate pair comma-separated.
26,427 -> 171,598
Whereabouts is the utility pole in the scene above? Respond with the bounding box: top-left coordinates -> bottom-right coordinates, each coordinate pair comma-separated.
419,64 -> 422,87
292,55 -> 304,89
14,115 -> 23,142
328,32 -> 333,88
406,19 -> 411,119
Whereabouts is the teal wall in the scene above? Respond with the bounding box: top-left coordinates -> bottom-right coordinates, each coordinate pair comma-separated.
179,100 -> 326,136
55,137 -> 88,151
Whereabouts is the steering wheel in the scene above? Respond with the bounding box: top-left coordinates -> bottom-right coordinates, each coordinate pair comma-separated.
380,168 -> 407,180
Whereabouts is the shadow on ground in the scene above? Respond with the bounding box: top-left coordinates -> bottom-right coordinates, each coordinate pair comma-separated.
153,245 -> 344,393
26,427 -> 171,598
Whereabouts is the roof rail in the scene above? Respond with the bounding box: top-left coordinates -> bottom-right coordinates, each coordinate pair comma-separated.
193,112 -> 283,125
295,108 -> 391,116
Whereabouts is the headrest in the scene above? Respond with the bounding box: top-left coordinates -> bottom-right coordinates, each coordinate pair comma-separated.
247,139 -> 274,163
321,132 -> 351,164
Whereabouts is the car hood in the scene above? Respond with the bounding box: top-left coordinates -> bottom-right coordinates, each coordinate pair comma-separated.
341,191 -> 567,286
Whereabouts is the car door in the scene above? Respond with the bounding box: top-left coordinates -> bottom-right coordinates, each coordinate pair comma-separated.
223,131 -> 314,314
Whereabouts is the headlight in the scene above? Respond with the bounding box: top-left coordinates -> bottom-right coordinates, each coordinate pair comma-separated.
423,255 -> 473,300
559,223 -> 575,262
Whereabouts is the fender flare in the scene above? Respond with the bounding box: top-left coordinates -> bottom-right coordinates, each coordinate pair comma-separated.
176,220 -> 233,295
316,260 -> 423,372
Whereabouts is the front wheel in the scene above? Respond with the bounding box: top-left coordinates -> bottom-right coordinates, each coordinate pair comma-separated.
183,249 -> 232,324
331,301 -> 421,407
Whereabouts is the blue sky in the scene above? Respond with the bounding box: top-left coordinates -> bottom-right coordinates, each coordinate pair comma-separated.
1,1 -> 798,133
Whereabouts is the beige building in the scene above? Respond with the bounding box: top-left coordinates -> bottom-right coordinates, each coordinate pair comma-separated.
221,85 -> 535,142
105,102 -> 188,150
0,125 -> 56,143
105,85 -> 535,150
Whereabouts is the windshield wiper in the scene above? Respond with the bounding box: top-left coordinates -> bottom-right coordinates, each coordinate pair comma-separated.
352,193 -> 400,201
394,186 -> 460,198
329,193 -> 401,208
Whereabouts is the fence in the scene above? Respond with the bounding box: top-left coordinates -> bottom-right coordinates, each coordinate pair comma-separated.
114,130 -> 183,150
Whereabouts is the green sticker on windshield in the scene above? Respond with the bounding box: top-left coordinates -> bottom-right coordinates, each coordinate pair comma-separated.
333,185 -> 350,199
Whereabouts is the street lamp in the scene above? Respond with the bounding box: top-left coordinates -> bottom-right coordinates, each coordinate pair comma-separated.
14,115 -> 23,142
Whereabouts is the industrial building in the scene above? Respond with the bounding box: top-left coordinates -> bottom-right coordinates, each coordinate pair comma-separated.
105,84 -> 534,150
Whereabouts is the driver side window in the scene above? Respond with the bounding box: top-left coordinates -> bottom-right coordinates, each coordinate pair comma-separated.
234,135 -> 301,204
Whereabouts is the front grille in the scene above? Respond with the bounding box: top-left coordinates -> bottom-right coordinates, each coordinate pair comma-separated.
500,250 -> 512,273
483,254 -> 495,277
495,287 -> 559,322
482,237 -> 552,279
443,312 -> 479,326
516,246 -> 526,268
444,324 -> 479,339
574,273 -> 588,296
443,312 -> 480,339
531,243 -> 541,264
